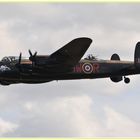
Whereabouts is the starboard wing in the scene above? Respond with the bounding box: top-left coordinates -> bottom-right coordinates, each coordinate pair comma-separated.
44,37 -> 92,72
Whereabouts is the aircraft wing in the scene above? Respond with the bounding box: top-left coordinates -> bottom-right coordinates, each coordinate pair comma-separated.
44,37 -> 92,72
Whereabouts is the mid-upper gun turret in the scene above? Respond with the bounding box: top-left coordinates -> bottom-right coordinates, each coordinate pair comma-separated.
84,54 -> 98,61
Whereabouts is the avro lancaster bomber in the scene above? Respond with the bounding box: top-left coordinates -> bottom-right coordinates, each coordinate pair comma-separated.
0,37 -> 140,86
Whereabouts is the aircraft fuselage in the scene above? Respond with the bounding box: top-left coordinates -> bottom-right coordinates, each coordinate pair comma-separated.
0,58 -> 137,85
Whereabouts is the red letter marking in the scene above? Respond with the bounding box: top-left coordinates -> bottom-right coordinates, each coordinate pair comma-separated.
93,64 -> 100,73
73,64 -> 82,73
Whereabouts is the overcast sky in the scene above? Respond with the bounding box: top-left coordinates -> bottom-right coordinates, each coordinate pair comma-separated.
0,3 -> 140,137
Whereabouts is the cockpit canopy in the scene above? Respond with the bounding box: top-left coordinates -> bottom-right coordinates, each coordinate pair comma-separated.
1,56 -> 28,63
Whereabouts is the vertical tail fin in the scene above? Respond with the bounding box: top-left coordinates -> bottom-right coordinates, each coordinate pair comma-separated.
134,42 -> 140,69
111,53 -> 120,60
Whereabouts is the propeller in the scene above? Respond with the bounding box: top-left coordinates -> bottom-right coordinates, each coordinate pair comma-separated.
28,50 -> 38,69
16,51 -> 35,73
29,50 -> 37,62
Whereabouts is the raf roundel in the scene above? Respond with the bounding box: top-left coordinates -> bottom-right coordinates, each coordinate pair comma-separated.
82,63 -> 93,74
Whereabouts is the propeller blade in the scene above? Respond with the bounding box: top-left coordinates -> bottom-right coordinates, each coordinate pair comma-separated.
34,51 -> 37,57
29,49 -> 33,57
19,52 -> 22,64
15,52 -> 22,72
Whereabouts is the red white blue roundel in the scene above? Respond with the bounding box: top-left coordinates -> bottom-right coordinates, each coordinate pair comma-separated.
82,63 -> 93,74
